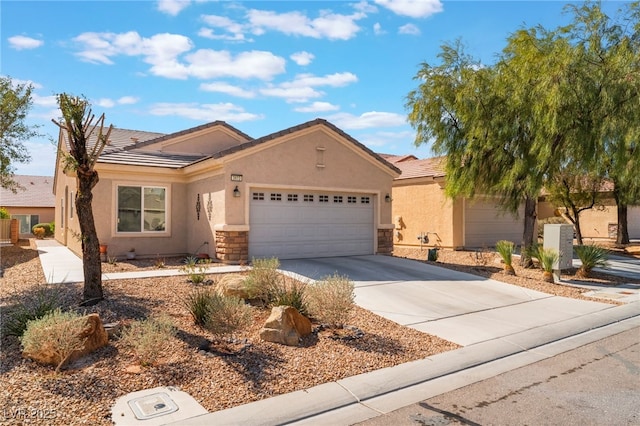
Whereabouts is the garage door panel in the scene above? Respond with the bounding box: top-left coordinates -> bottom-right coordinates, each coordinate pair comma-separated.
249,190 -> 374,259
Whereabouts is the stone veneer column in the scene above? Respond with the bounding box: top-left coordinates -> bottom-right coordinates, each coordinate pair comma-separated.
377,228 -> 393,254
215,230 -> 248,264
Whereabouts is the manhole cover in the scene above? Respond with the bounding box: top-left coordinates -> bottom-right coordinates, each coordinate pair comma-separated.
127,392 -> 178,420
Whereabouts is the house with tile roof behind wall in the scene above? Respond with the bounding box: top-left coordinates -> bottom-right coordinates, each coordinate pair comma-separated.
53,119 -> 400,263
383,155 -> 524,250
0,175 -> 55,238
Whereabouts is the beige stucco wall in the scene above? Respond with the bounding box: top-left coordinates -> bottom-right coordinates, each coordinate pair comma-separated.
391,179 -> 459,248
185,174 -> 225,257
7,206 -> 55,237
220,127 -> 396,228
538,198 -> 618,239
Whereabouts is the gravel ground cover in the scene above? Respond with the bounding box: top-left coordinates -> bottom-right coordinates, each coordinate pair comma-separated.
0,240 -> 459,425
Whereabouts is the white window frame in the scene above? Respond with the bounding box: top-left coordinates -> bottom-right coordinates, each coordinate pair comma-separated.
114,184 -> 170,236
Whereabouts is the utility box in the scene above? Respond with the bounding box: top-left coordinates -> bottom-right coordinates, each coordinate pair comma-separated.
543,224 -> 574,270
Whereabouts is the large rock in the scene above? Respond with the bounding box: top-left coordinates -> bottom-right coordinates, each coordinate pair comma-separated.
23,313 -> 109,367
217,274 -> 250,299
259,306 -> 311,346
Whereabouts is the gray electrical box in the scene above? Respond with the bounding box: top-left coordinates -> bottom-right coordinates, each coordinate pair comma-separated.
543,224 -> 574,270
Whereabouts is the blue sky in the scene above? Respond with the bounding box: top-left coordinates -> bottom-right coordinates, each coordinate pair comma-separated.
2,0 -> 627,176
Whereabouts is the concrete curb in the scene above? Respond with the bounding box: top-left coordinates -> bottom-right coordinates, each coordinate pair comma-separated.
169,302 -> 639,426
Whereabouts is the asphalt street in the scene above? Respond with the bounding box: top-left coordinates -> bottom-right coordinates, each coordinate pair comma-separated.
357,327 -> 640,426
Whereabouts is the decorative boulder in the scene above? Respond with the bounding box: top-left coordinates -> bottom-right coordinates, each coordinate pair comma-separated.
217,274 -> 250,299
259,306 -> 312,346
23,313 -> 109,367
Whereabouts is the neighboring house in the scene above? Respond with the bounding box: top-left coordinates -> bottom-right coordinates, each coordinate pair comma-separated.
385,156 -> 524,249
54,119 -> 400,262
538,181 -> 640,240
0,175 -> 55,238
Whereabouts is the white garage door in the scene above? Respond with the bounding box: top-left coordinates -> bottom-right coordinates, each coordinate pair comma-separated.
464,198 -> 524,248
249,190 -> 374,260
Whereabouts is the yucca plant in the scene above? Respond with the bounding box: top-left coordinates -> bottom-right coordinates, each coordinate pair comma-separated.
495,240 -> 516,275
537,247 -> 559,283
574,245 -> 609,278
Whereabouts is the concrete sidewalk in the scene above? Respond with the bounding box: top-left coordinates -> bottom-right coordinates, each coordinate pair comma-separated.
35,240 -> 243,283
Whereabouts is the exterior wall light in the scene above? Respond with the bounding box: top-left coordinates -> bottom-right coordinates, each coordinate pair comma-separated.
385,193 -> 392,203
233,186 -> 241,198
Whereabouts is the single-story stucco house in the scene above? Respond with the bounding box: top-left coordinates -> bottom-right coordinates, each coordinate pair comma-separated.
538,181 -> 640,241
386,155 -> 639,250
53,119 -> 400,262
0,175 -> 55,238
384,155 -> 525,250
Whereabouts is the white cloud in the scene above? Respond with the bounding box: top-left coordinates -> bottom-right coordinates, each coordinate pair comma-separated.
198,14 -> 249,41
358,130 -> 415,148
157,0 -> 191,16
294,102 -> 340,113
96,98 -> 116,108
14,140 -> 57,177
326,111 -> 407,129
8,35 -> 44,50
184,49 -> 285,80
373,23 -> 385,35
149,102 -> 263,123
353,0 -> 379,14
198,27 -> 247,42
32,94 -> 57,107
117,96 -> 140,105
399,23 -> 421,35
72,31 -> 285,80
260,72 -> 358,103
247,9 -> 363,40
290,51 -> 314,66
374,0 -> 443,18
200,82 -> 256,98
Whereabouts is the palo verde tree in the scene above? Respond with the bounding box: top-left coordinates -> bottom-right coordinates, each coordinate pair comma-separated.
52,94 -> 112,305
0,76 -> 39,192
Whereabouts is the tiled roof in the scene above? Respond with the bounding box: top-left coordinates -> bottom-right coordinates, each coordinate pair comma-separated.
395,156 -> 447,180
0,175 -> 55,207
93,118 -> 400,175
379,153 -> 418,164
98,151 -> 208,169
103,128 -> 166,153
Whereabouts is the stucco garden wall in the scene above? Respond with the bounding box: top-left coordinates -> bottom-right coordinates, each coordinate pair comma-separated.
391,180 -> 457,249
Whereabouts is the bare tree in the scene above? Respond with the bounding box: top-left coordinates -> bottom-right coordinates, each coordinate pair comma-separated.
52,94 -> 112,306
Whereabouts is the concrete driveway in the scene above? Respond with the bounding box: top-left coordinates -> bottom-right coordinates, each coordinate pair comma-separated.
279,255 -> 615,346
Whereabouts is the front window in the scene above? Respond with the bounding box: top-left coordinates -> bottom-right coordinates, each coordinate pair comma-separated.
117,186 -> 166,233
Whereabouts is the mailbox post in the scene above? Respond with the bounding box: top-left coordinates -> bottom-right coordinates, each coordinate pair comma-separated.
543,224 -> 574,282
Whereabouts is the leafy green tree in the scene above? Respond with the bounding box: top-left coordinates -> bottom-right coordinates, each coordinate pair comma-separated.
0,77 -> 39,192
52,94 -> 112,306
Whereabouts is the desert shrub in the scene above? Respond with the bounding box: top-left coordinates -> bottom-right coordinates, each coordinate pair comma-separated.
495,240 -> 516,275
575,245 -> 609,278
20,309 -> 88,372
537,247 -> 559,283
3,283 -> 61,337
49,221 -> 55,233
305,274 -> 355,328
269,275 -> 308,316
120,315 -> 176,366
181,257 -> 212,284
0,207 -> 9,219
33,227 -> 45,239
204,294 -> 253,340
537,216 -> 568,239
31,223 -> 54,237
185,289 -> 214,327
244,257 -> 281,303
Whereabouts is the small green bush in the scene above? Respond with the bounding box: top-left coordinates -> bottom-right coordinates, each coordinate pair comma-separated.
305,274 -> 355,328
3,283 -> 61,337
495,240 -> 516,275
31,223 -> 54,237
20,308 -> 88,372
49,221 -> 55,234
181,257 -> 212,284
575,245 -> 609,278
269,275 -> 308,316
537,247 -> 559,283
245,257 -> 281,303
204,294 -> 253,340
185,289 -> 214,327
120,315 -> 176,366
0,207 -> 9,219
